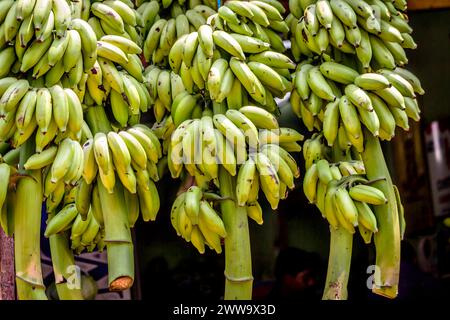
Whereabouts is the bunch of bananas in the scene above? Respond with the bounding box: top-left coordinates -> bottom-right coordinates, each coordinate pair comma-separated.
213,0 -> 289,53
142,2 -> 218,64
288,0 -> 415,67
169,21 -> 295,109
168,106 -> 303,210
0,80 -> 85,152
171,186 -> 227,254
291,60 -> 424,150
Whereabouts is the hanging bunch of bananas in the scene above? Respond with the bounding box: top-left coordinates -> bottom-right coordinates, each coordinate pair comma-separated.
171,186 -> 228,254
288,0 -> 415,67
0,0 -> 99,87
168,106 -> 303,210
0,80 -> 86,154
302,134 -> 406,244
141,1 -> 218,65
290,60 -> 424,151
168,15 -> 295,110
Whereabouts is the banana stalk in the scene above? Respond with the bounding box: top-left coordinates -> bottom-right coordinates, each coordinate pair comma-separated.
219,167 -> 253,300
49,231 -> 84,300
322,144 -> 353,300
361,130 -> 400,299
97,180 -> 134,291
15,139 -> 47,300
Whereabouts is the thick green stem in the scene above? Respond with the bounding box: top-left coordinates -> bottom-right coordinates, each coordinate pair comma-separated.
97,180 -> 134,291
219,167 -> 253,300
322,227 -> 353,300
322,144 -> 353,300
15,139 -> 47,300
49,232 -> 84,300
361,130 -> 400,299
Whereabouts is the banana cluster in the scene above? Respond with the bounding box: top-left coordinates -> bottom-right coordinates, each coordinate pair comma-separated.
82,124 -> 162,195
288,0 -> 415,69
303,155 -> 386,243
291,61 -> 425,150
168,106 -> 302,209
143,65 -> 189,122
213,0 -> 289,53
142,2 -> 217,64
0,80 -> 85,152
0,0 -> 101,86
42,177 -> 103,256
169,23 -> 295,109
171,186 -> 227,254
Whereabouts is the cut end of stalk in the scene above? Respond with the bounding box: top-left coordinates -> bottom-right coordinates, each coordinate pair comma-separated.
372,286 -> 398,299
109,276 -> 134,292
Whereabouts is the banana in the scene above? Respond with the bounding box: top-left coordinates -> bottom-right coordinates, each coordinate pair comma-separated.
185,9 -> 206,29
225,109 -> 259,147
138,175 -> 160,221
53,0 -> 72,37
207,59 -> 228,101
212,30 -> 246,60
322,99 -> 340,146
98,57 -> 124,93
236,158 -> 257,206
375,86 -> 406,110
218,6 -> 240,25
379,70 -> 415,98
229,34 -> 270,54
225,1 -> 254,19
51,139 -> 75,184
339,95 -> 362,139
216,67 -> 234,103
303,163 -> 319,203
71,18 -> 98,71
184,186 -> 202,225
199,200 -> 227,237
370,35 -> 396,70
172,93 -> 198,127
32,0 -> 51,30
226,77 -> 243,110
345,84 -> 373,111
197,24 -> 214,58
107,131 -> 131,172
91,2 -> 124,34
20,36 -> 53,73
248,61 -> 286,93
349,184 -> 387,205
214,129 -> 237,176
213,114 -> 247,164
255,152 -> 280,210
393,67 -> 425,95
263,147 -> 295,189
81,139 -> 98,185
354,201 -> 378,233
307,66 -> 336,101
75,179 -> 93,220
65,88 -> 83,134
23,146 -> 57,170
334,187 -> 358,226
48,85 -> 69,133
354,73 -> 390,91
159,18 -> 176,53
44,204 -> 78,237
127,128 -> 159,163
63,30 -> 82,73
144,18 -> 167,61
104,0 -> 137,26
330,0 -> 357,28
3,2 -> 20,42
239,106 -> 278,130
15,89 -> 37,134
304,4 -> 319,36
358,107 -> 380,136
248,51 -> 296,69
0,164 -> 10,214
229,58 -> 266,105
